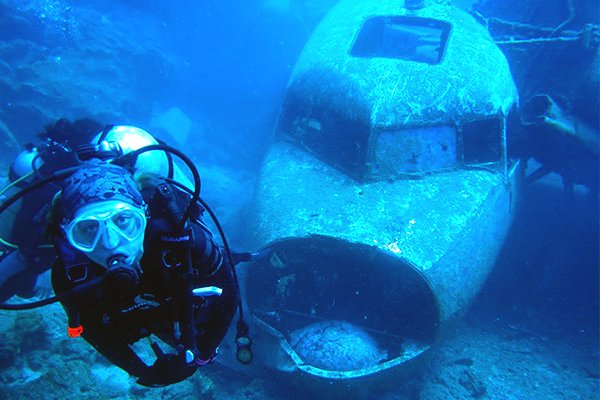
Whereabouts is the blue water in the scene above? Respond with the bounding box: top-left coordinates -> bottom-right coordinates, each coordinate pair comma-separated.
0,1 -> 597,399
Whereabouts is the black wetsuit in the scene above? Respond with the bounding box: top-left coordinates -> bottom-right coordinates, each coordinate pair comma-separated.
51,180 -> 239,386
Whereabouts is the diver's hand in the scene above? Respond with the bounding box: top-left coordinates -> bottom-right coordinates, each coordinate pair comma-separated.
33,270 -> 53,299
136,351 -> 198,387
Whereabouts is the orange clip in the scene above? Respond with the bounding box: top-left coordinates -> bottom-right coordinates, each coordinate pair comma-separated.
67,325 -> 83,338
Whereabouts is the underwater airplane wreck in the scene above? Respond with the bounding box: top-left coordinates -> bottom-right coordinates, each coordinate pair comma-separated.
238,0 -> 522,395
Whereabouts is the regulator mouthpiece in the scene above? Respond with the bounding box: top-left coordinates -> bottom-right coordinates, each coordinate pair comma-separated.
103,254 -> 140,295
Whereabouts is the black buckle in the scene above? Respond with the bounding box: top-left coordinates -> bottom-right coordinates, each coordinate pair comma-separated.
64,262 -> 89,283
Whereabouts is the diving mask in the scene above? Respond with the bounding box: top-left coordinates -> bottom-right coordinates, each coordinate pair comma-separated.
63,200 -> 147,253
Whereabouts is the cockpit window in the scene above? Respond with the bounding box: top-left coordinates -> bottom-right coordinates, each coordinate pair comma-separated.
369,118 -> 505,179
350,16 -> 452,65
370,125 -> 457,177
279,103 -> 370,179
462,117 -> 503,164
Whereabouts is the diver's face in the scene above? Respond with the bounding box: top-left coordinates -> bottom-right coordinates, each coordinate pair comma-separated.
63,200 -> 146,267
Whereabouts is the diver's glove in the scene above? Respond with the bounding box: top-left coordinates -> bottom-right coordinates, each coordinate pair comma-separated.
136,343 -> 198,387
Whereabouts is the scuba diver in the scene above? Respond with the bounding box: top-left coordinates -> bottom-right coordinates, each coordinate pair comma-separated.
0,121 -> 253,386
0,118 -> 196,301
49,161 -> 239,385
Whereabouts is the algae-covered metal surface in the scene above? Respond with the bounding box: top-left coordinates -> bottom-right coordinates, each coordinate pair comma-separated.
282,0 -> 517,130
276,0 -> 518,181
246,142 -> 516,323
